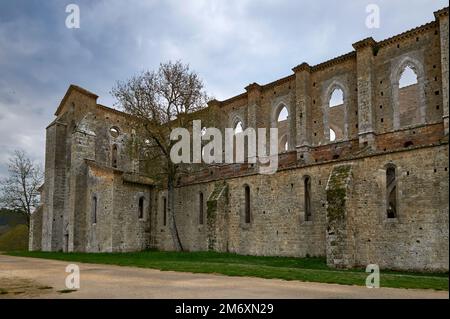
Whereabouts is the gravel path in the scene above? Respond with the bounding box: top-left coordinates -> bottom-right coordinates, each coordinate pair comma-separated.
0,254 -> 447,299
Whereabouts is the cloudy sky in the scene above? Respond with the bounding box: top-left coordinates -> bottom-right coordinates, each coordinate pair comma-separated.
0,0 -> 447,177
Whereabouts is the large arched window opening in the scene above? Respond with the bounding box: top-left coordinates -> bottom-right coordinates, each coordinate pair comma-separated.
278,106 -> 289,122
386,165 -> 398,219
391,57 -> 425,130
232,119 -> 245,162
329,128 -> 336,142
398,66 -> 420,127
234,121 -> 243,134
399,66 -> 418,88
329,89 -> 344,107
273,104 -> 290,153
327,88 -> 345,142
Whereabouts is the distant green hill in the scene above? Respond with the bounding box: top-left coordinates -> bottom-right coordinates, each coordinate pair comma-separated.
0,209 -> 27,236
0,209 -> 28,251
0,224 -> 28,251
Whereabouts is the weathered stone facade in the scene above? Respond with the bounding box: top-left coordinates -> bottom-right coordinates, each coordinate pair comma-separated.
31,8 -> 449,271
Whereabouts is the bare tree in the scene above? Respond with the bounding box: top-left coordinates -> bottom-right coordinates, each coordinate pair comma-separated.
111,61 -> 210,251
0,150 -> 43,227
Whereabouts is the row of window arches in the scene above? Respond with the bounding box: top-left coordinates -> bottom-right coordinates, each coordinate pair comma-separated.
229,62 -> 422,149
104,61 -> 424,171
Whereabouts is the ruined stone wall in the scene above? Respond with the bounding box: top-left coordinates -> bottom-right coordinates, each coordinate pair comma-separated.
372,22 -> 443,134
162,143 -> 448,271
84,164 -> 114,252
29,206 -> 43,251
112,179 -> 152,252
350,145 -> 449,271
41,120 -> 67,252
398,84 -> 420,127
33,7 -> 449,272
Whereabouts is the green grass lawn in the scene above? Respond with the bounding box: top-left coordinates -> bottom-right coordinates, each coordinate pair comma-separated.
6,250 -> 448,291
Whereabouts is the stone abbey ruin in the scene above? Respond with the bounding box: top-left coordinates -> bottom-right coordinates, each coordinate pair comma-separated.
30,7 -> 449,271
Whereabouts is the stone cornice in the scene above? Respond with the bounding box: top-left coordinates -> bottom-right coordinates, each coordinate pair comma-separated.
434,7 -> 449,19
310,51 -> 356,71
207,98 -> 222,108
352,37 -> 377,50
245,82 -> 263,92
123,173 -> 154,186
292,62 -> 311,73
378,21 -> 438,48
96,103 -> 138,120
219,92 -> 248,106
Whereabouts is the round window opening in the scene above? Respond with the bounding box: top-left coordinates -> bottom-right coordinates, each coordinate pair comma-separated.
110,126 -> 120,138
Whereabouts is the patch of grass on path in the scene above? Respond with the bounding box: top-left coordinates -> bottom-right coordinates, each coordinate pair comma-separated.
6,250 -> 448,291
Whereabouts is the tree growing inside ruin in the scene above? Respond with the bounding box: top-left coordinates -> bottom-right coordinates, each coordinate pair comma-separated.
111,61 -> 210,251
0,150 -> 43,228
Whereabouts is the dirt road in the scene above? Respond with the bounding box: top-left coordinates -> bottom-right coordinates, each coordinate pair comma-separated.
0,254 -> 447,299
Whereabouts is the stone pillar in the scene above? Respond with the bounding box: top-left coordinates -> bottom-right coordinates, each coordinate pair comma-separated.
245,83 -> 262,163
292,63 -> 312,162
245,83 -> 262,129
68,128 -> 96,252
41,121 -> 67,252
29,206 -> 43,251
207,99 -> 223,165
206,182 -> 229,252
435,8 -> 449,135
353,38 -> 377,149
326,164 -> 355,269
206,99 -> 222,125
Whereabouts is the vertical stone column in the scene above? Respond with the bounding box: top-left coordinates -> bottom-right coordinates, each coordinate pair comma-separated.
245,83 -> 262,162
29,206 -> 43,251
207,99 -> 223,165
292,63 -> 312,162
353,38 -> 377,149
68,129 -> 96,252
326,164 -> 354,269
42,121 -> 67,251
245,83 -> 262,129
435,8 -> 449,135
206,182 -> 229,252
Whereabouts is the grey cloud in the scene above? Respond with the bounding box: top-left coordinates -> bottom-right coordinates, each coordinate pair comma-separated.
0,0 -> 447,178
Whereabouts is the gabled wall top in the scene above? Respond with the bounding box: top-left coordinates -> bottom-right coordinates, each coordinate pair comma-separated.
54,84 -> 99,116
